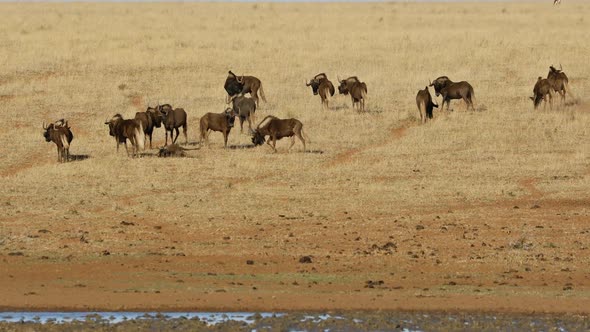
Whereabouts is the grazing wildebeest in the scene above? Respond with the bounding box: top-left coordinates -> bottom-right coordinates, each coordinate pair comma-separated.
104,114 -> 145,157
228,94 -> 257,133
199,108 -> 237,148
306,73 -> 336,111
337,76 -> 367,112
159,106 -> 187,145
158,143 -> 200,158
415,86 -> 439,123
251,115 -> 307,152
135,108 -> 161,149
224,70 -> 266,106
530,77 -> 554,110
429,76 -> 475,112
547,65 -> 571,105
43,120 -> 73,163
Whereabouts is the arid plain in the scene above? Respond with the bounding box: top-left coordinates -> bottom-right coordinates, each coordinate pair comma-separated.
0,2 -> 589,315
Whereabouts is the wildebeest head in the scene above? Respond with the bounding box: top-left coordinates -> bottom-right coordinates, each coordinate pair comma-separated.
224,107 -> 236,128
42,122 -> 54,142
429,76 -> 451,96
225,70 -> 244,101
251,131 -> 265,146
104,114 -> 123,137
146,106 -> 163,128
306,73 -> 328,95
337,76 -> 360,95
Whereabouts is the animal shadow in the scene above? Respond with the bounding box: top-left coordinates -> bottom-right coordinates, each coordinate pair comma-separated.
68,154 -> 90,162
305,149 -> 324,154
228,144 -> 256,150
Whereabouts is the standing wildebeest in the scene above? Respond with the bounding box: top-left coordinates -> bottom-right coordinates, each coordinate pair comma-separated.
43,120 -> 73,162
429,76 -> 475,112
547,65 -> 571,105
530,77 -> 554,110
135,108 -> 161,149
158,106 -> 187,145
251,115 -> 307,152
224,70 -> 266,107
337,76 -> 367,112
415,86 -> 439,123
199,108 -> 236,148
228,94 -> 257,133
306,73 -> 335,111
104,114 -> 145,157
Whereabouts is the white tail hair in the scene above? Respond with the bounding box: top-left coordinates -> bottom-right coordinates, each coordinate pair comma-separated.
135,122 -> 145,151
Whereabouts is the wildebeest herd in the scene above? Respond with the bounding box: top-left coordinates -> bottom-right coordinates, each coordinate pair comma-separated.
43,65 -> 573,162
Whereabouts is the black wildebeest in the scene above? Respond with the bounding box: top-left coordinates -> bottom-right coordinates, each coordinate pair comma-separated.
337,76 -> 367,112
135,107 -> 162,149
104,114 -> 145,157
415,86 -> 439,123
228,94 -> 257,133
547,64 -> 571,105
530,77 -> 554,110
251,115 -> 307,152
199,108 -> 237,148
429,76 -> 475,112
158,105 -> 187,145
224,70 -> 266,107
43,120 -> 73,163
306,73 -> 335,111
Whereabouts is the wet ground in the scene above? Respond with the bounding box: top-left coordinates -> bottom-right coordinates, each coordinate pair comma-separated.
1,311 -> 588,331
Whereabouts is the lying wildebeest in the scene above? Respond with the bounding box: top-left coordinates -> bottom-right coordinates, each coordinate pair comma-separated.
530,77 -> 554,110
251,115 -> 307,152
199,108 -> 237,148
429,76 -> 475,112
104,114 -> 145,157
415,86 -> 439,123
547,64 -> 571,105
228,94 -> 257,133
337,76 -> 367,112
43,120 -> 73,163
224,70 -> 266,106
135,107 -> 162,149
306,73 -> 335,111
158,106 -> 187,145
158,143 -> 200,158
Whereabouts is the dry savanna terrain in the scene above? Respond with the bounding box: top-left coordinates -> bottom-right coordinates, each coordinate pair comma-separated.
0,2 -> 589,315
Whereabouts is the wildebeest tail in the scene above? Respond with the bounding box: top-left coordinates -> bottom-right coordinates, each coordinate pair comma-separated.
259,83 -> 267,103
60,132 -> 70,150
361,83 -> 367,102
329,82 -> 335,96
135,122 -> 145,151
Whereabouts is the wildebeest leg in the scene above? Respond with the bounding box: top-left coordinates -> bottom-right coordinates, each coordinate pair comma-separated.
56,146 -> 61,162
247,116 -> 253,134
124,141 -> 130,156
288,136 -> 295,151
148,133 -> 152,149
240,117 -> 244,134
271,135 -> 277,153
295,129 -> 306,152
183,124 -> 188,145
173,128 -> 180,144
223,130 -> 228,149
165,130 -> 169,146
265,137 -> 274,150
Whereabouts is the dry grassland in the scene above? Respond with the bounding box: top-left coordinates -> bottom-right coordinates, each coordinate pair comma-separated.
0,2 -> 589,314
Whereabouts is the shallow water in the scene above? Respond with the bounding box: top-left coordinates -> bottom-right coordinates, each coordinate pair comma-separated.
1,311 -> 589,331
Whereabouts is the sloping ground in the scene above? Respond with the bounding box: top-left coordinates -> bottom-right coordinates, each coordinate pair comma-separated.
0,2 -> 589,314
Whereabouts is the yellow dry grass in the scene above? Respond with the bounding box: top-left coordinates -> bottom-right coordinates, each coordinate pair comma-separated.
0,2 -> 589,313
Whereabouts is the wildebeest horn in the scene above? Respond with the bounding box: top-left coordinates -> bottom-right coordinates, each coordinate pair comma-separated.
305,79 -> 311,86
337,76 -> 342,83
104,118 -> 110,125
42,122 -> 47,130
559,63 -> 563,71
429,80 -> 433,86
